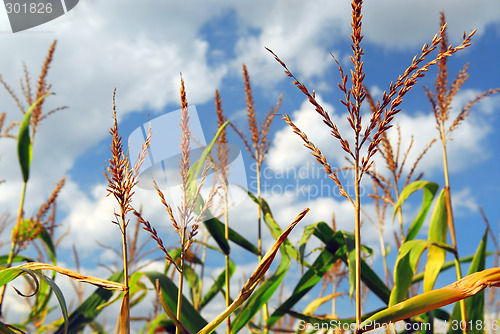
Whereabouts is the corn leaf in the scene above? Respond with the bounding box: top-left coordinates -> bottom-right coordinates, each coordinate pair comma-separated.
256,193 -> 309,266
199,260 -> 235,310
313,222 -> 390,304
183,262 -> 200,302
424,189 -> 448,292
17,93 -> 51,183
412,253 -> 492,283
389,239 -> 429,306
447,230 -> 488,334
25,226 -> 59,324
140,313 -> 169,334
0,254 -> 33,265
0,322 -> 18,334
187,120 -> 230,216
37,226 -> 57,266
299,222 -> 319,272
187,120 -> 253,256
203,213 -> 259,256
199,208 -> 308,334
359,267 -> 500,333
143,271 -> 209,333
54,272 -> 123,334
7,262 -> 125,290
108,271 -> 148,308
394,181 -> 439,242
2,267 -> 69,334
267,228 -> 344,328
341,231 -> 356,299
303,293 -> 342,315
230,222 -> 292,333
154,280 -> 190,334
188,120 -> 229,183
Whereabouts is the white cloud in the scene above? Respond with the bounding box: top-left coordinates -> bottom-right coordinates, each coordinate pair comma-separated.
267,95 -> 350,171
362,0 -> 500,49
0,0 -> 230,227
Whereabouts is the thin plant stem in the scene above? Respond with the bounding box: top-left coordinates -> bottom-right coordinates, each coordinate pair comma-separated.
256,159 -> 270,333
439,125 -> 467,332
256,159 -> 262,261
224,192 -> 230,333
120,209 -> 130,334
0,181 -> 27,314
230,64 -> 280,332
176,228 -> 186,334
354,103 -> 362,331
215,88 -> 231,332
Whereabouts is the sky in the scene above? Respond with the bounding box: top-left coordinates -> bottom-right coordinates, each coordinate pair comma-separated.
0,0 -> 499,330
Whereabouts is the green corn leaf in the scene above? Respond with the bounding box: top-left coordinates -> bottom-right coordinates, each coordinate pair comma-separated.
267,229 -> 344,328
183,263 -> 200,302
226,223 -> 260,256
199,260 -> 235,310
0,266 -> 69,334
389,239 -> 454,306
143,271 -> 209,333
26,225 -> 59,324
186,120 -> 230,214
140,313 -> 169,334
313,222 -> 390,304
390,240 -> 429,306
199,209 -> 308,334
37,226 -> 57,266
55,272 -> 123,334
128,272 -> 148,308
0,267 -> 24,287
424,189 -> 448,292
34,269 -> 69,334
299,222 -> 319,272
26,273 -> 54,324
0,321 -> 18,334
359,267 -> 500,333
231,232 -> 291,333
188,120 -> 229,183
447,230 -> 488,334
0,254 -> 33,265
257,194 -> 308,266
17,93 -> 52,183
394,181 -> 439,242
412,253 -> 492,283
303,293 -> 343,315
203,215 -> 230,255
340,231 -> 356,299
203,213 -> 259,256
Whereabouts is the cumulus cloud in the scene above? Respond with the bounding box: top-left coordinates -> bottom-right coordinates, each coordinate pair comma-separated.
267,95 -> 350,171
362,0 -> 500,49
0,0 -> 230,224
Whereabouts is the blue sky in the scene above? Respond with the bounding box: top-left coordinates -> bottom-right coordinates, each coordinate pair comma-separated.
0,0 -> 499,328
